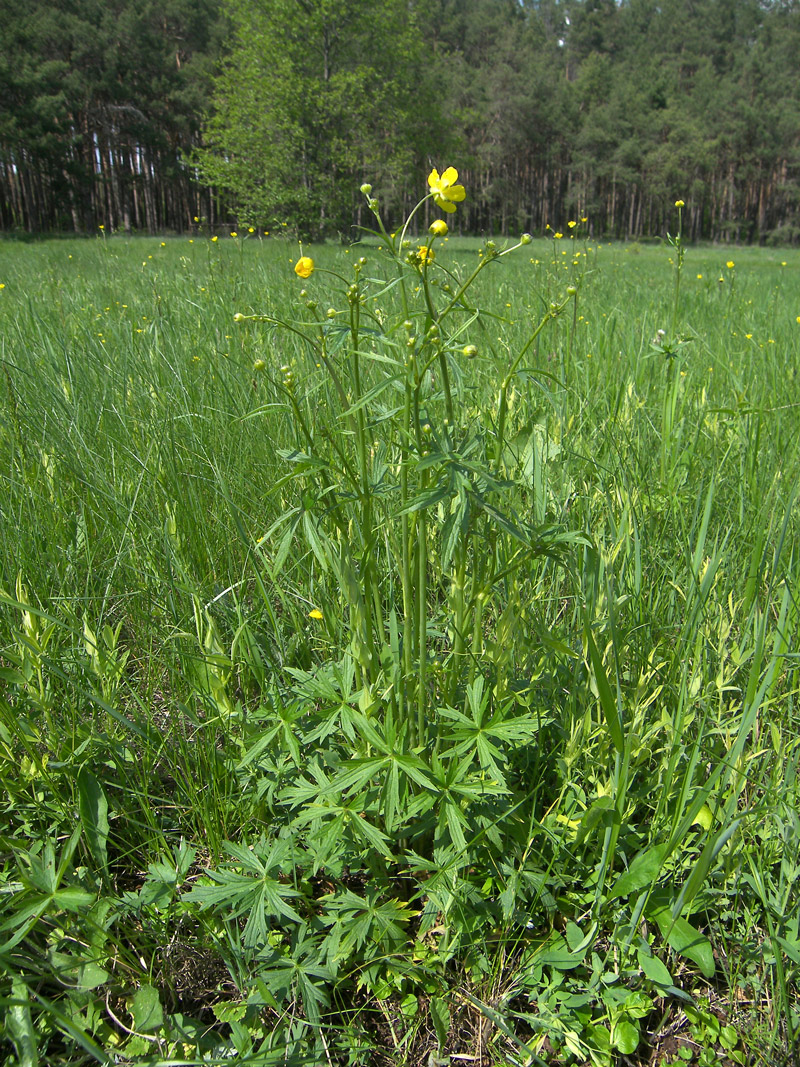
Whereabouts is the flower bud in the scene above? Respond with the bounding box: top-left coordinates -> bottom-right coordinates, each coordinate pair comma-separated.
462,344 -> 478,359
675,199 -> 685,208
566,285 -> 577,297
326,308 -> 337,319
368,198 -> 378,211
429,219 -> 448,237
253,359 -> 265,372
520,233 -> 532,245
360,183 -> 373,195
233,312 -> 244,322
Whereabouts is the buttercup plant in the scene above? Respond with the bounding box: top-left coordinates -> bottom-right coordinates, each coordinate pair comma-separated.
236,168 -> 578,765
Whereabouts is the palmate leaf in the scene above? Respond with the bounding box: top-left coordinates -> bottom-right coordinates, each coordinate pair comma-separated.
440,686 -> 547,775
320,886 -> 412,964
185,838 -> 305,950
258,932 -> 332,1026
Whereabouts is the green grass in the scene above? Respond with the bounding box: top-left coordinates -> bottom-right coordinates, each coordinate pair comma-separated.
0,227 -> 798,1066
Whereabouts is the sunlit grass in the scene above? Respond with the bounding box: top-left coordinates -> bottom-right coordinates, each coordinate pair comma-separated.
0,230 -> 798,1065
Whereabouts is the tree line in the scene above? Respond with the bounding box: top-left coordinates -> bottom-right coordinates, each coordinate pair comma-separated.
2,0 -> 799,242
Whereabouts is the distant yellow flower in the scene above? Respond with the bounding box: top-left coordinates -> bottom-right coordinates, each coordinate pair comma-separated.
231,231 -> 238,237
211,236 -> 218,242
675,199 -> 685,208
554,232 -> 563,239
294,256 -> 315,278
0,283 -> 5,289
568,220 -> 577,229
427,167 -> 466,213
416,245 -> 435,266
248,227 -> 254,233
429,219 -> 449,237
193,216 -> 200,222
697,273 -> 703,279
308,608 -> 323,620
726,260 -> 735,269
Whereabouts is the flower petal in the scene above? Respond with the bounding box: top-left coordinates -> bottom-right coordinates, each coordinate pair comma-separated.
441,166 -> 459,185
446,185 -> 466,203
441,200 -> 457,213
428,169 -> 440,190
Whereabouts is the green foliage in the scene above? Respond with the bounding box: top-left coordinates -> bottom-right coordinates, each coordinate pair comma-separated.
193,0 -> 443,238
0,213 -> 798,1063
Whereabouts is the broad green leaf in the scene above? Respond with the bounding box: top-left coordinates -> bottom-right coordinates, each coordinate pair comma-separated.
8,978 -> 39,1067
611,1018 -> 640,1054
77,768 -> 109,876
650,907 -> 716,978
637,949 -> 673,986
130,984 -> 164,1033
610,844 -> 667,899
77,962 -> 110,991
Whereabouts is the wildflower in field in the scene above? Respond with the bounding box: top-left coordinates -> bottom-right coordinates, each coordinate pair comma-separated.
726,260 -> 735,269
194,216 -> 199,222
416,246 -> 435,266
429,219 -> 449,237
248,227 -> 254,233
554,232 -> 563,239
212,236 -> 218,242
697,273 -> 703,279
294,256 -> 315,279
308,608 -> 323,620
568,220 -> 577,229
675,199 -> 685,207
0,283 -> 4,289
428,167 -> 466,213
231,231 -> 238,237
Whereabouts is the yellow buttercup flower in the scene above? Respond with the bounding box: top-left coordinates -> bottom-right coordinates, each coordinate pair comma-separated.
308,608 -> 323,620
416,245 -> 435,266
428,167 -> 466,214
294,256 -> 315,279
675,199 -> 685,208
429,219 -> 449,237
726,260 -> 735,269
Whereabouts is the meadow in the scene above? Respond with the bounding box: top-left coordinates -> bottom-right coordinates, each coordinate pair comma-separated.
0,218 -> 798,1066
